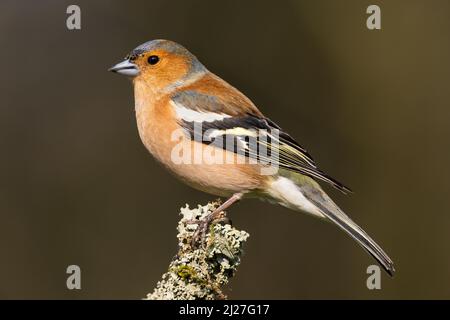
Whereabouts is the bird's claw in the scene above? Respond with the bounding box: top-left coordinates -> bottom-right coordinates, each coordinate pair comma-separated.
187,210 -> 230,249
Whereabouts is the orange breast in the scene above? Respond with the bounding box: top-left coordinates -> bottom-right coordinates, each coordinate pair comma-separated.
134,85 -> 266,197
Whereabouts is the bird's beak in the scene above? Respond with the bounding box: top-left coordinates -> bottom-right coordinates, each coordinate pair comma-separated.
108,59 -> 140,77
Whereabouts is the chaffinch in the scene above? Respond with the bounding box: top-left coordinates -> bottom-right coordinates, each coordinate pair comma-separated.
109,39 -> 394,276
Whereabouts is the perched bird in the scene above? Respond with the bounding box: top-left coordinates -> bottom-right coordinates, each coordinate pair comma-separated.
109,39 -> 395,275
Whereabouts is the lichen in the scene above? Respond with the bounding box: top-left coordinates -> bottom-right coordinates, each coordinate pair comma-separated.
146,202 -> 249,300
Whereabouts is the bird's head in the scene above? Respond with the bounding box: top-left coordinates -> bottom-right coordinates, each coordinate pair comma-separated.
109,39 -> 206,91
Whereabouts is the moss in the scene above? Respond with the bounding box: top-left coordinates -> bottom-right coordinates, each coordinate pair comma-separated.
174,265 -> 196,280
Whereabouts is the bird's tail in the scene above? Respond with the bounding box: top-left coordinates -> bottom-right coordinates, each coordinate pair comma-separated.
267,173 -> 395,276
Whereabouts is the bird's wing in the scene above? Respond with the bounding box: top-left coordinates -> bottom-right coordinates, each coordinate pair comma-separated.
170,90 -> 351,194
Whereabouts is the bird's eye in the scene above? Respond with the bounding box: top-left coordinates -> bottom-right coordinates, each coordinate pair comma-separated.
147,55 -> 159,65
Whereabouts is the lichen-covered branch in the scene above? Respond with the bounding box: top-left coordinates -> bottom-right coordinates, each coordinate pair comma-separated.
146,202 -> 249,300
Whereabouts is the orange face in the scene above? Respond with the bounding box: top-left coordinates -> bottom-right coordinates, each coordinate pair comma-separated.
131,50 -> 190,89
110,40 -> 206,93
130,49 -> 192,90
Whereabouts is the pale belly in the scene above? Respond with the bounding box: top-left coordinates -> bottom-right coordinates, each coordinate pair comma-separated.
149,139 -> 265,197
168,151 -> 265,197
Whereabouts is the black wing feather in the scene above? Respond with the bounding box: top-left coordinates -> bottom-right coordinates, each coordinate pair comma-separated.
179,114 -> 352,194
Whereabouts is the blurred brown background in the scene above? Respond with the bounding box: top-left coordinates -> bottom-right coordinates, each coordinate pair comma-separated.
1,0 -> 449,299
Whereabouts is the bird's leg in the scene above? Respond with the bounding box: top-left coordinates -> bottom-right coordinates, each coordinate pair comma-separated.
191,193 -> 243,248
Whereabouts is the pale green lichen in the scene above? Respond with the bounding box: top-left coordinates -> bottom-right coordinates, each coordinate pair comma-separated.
146,202 -> 249,300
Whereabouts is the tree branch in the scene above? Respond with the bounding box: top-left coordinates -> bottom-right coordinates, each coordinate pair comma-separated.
146,201 -> 249,300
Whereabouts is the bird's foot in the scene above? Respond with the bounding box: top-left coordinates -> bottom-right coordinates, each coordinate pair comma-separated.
187,209 -> 230,249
